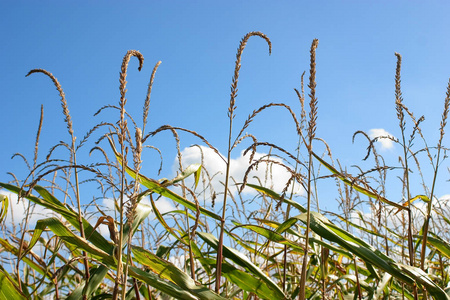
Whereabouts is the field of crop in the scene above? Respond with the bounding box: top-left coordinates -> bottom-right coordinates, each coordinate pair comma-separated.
1,32 -> 450,299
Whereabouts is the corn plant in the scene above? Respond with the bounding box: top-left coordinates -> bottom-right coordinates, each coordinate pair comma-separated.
1,31 -> 450,299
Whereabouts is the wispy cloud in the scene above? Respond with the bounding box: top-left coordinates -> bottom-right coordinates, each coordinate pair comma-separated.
369,128 -> 395,150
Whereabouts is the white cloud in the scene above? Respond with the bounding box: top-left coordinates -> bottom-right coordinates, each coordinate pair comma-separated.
369,128 -> 395,150
0,190 -> 55,230
438,194 -> 450,202
99,196 -> 175,218
173,145 -> 304,202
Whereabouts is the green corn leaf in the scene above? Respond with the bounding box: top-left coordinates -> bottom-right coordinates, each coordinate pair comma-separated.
33,185 -> 113,252
374,273 -> 392,299
0,269 -> 27,300
122,202 -> 153,246
391,280 -> 415,300
252,218 -> 353,258
197,231 -> 286,299
397,263 -> 450,299
66,266 -> 109,300
198,257 -> 280,300
162,209 -> 206,227
422,233 -> 450,259
165,163 -> 202,189
28,217 -> 115,266
296,212 -> 450,299
128,266 -> 198,300
329,274 -> 374,295
225,228 -> 270,261
245,183 -> 306,213
239,224 -> 305,252
135,172 -> 221,220
296,212 -> 411,281
0,238 -> 51,279
0,183 -> 113,254
147,193 -> 184,244
275,217 -> 299,233
131,245 -> 227,300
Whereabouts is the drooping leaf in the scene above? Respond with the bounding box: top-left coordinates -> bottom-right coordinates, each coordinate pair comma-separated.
242,222 -> 353,258
122,202 -> 153,246
147,193 -> 184,244
166,163 -> 202,189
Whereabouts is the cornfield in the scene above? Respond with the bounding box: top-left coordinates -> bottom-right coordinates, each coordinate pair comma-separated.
1,32 -> 450,299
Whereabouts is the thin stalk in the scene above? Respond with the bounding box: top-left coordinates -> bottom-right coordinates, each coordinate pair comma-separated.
24,71 -> 92,296
215,119 -> 233,292
420,79 -> 450,271
284,72 -> 306,293
299,38 -> 319,300
122,127 -> 143,300
16,104 -> 43,290
394,53 -> 418,299
215,31 -> 271,293
112,144 -> 126,300
299,151 -> 313,299
113,49 -> 144,300
354,257 -> 362,300
186,207 -> 196,280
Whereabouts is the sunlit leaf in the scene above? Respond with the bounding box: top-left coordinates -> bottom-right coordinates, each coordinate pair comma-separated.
0,269 -> 27,300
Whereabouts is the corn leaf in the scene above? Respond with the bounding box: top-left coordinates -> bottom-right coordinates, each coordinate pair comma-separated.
197,231 -> 286,299
0,183 -> 113,254
245,183 -> 306,213
128,266 -> 198,300
0,238 -> 51,279
198,257 -> 280,300
131,245 -> 227,300
66,266 -> 109,300
311,152 -> 406,211
296,212 -> 450,299
0,269 -> 27,300
423,233 -> 450,259
28,217 -> 115,266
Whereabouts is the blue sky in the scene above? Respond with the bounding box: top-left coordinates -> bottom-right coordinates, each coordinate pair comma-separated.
2,1 -> 450,214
